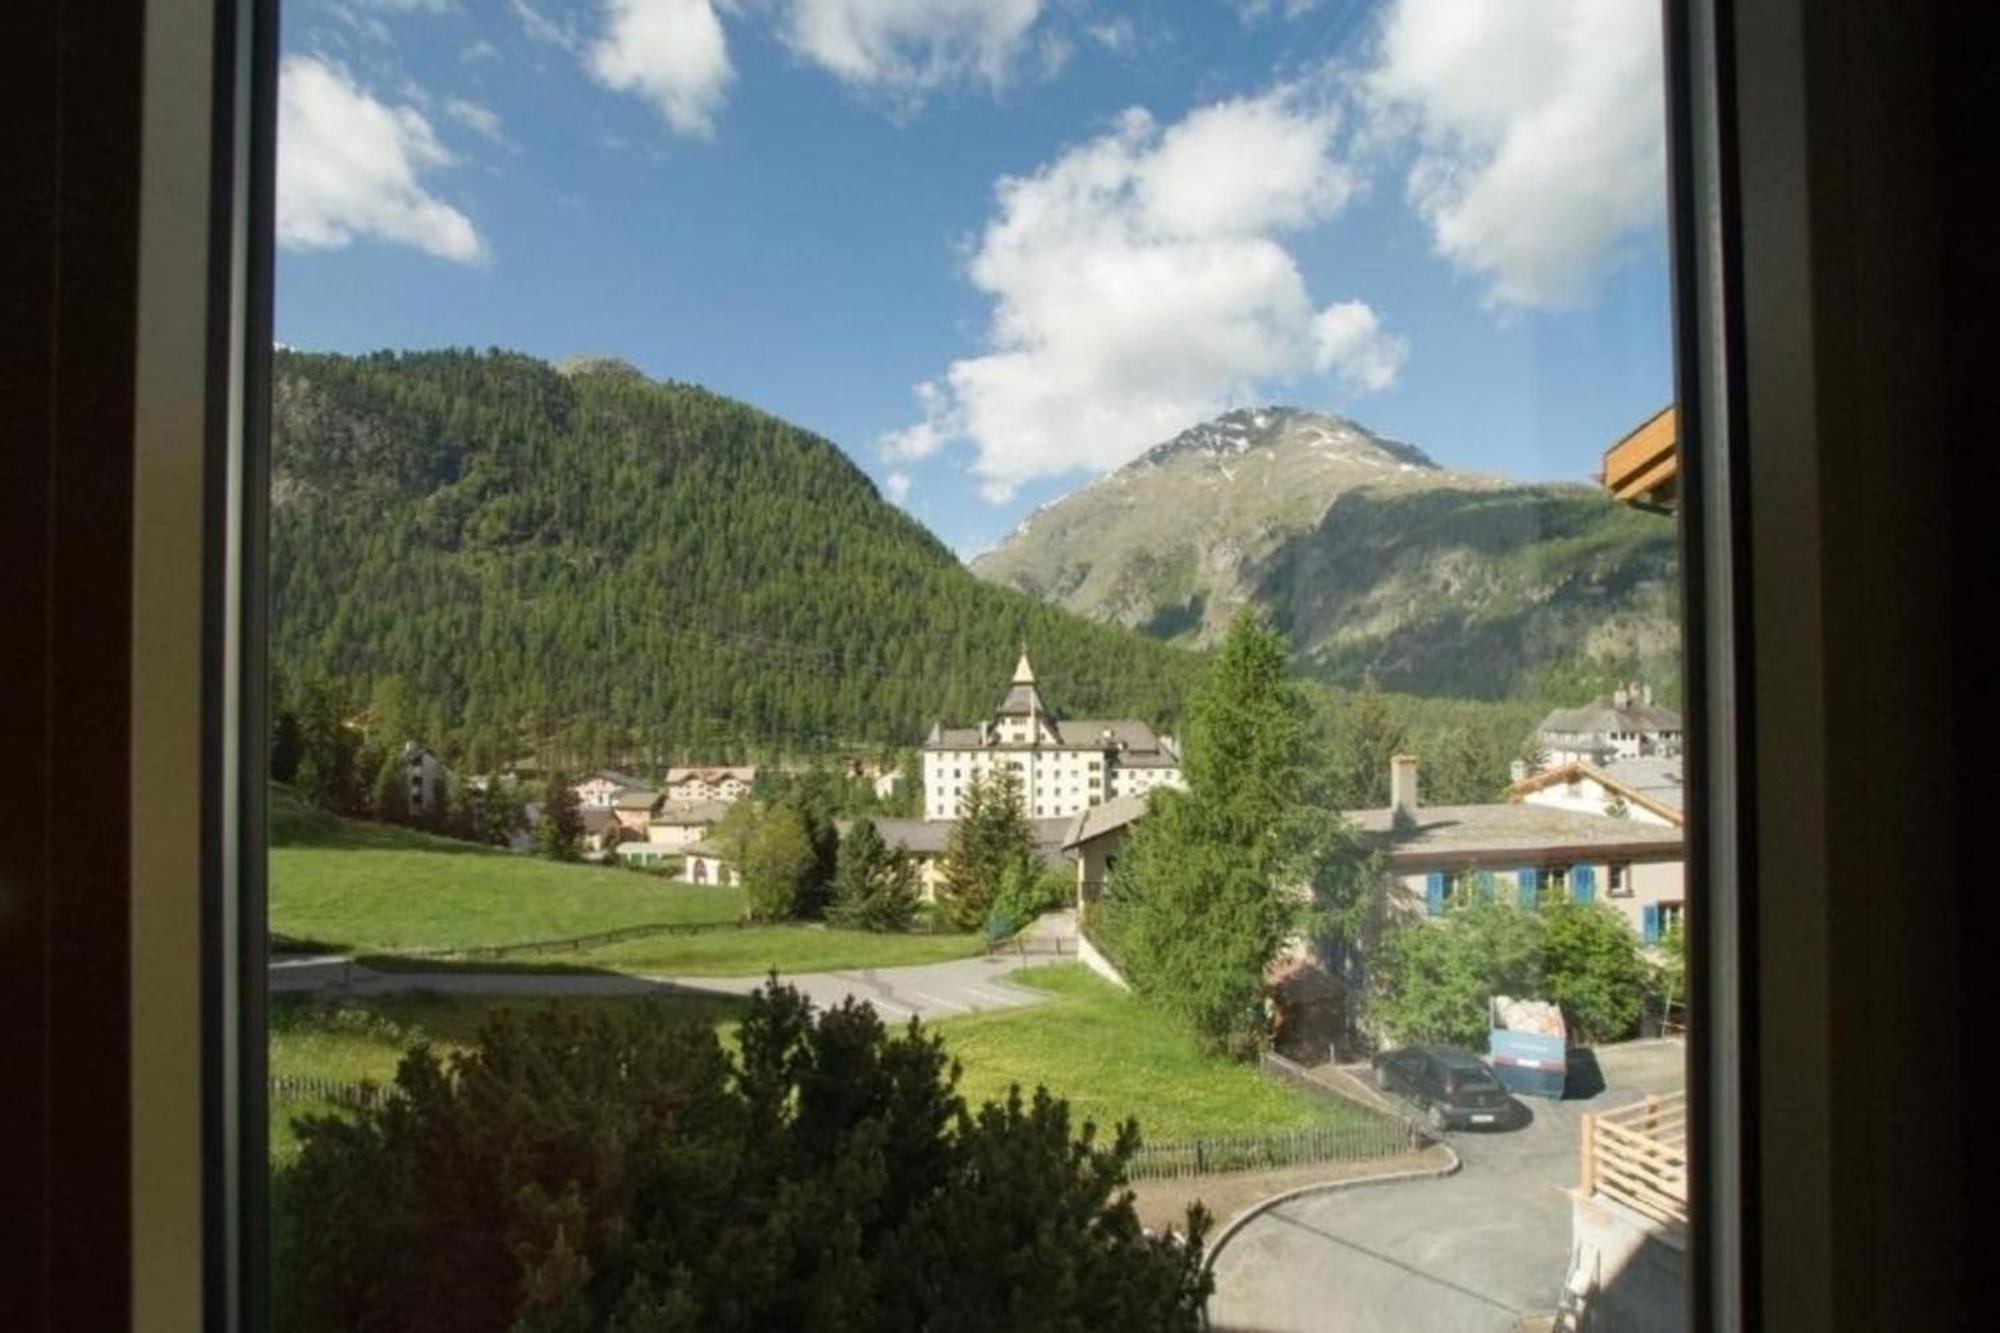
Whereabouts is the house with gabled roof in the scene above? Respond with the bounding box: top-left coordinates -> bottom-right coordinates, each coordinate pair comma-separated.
1506,756 -> 1685,828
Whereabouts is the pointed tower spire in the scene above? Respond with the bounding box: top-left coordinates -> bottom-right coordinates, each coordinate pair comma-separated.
1013,646 -> 1036,685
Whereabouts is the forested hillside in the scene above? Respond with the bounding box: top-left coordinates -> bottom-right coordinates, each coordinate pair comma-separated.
271,349 -> 1198,770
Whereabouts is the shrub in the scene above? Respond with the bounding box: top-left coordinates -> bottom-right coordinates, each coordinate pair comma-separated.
285,983 -> 1211,1331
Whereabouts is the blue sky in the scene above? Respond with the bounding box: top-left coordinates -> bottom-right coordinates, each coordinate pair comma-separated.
277,0 -> 1673,556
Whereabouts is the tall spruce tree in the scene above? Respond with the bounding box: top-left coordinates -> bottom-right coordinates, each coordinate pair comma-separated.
535,770 -> 584,862
1109,609 -> 1369,1052
828,818 -> 921,932
1329,675 -> 1407,808
939,770 -> 1033,931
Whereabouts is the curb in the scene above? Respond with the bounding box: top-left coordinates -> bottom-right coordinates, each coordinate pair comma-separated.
1200,1144 -> 1464,1275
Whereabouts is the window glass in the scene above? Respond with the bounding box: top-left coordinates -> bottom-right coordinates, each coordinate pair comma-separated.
265,1 -> 1687,1328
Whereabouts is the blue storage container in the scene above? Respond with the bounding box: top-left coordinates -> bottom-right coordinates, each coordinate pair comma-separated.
1488,998 -> 1569,1099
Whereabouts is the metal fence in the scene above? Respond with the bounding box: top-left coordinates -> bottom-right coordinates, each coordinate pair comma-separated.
1125,1116 -> 1427,1181
268,1075 -> 400,1108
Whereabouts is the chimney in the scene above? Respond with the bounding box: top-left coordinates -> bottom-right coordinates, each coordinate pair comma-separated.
1390,755 -> 1420,821
1613,686 -> 1630,710
1641,683 -> 1653,707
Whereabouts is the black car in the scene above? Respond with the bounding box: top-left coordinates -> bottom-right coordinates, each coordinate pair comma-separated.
1372,1046 -> 1520,1131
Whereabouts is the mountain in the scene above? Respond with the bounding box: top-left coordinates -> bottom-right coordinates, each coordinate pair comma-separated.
971,407 -> 1679,702
269,349 -> 1199,769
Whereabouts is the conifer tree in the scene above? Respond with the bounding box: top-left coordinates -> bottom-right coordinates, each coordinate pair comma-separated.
370,748 -> 407,825
828,818 -> 921,932
939,770 -> 1033,931
535,770 -> 584,862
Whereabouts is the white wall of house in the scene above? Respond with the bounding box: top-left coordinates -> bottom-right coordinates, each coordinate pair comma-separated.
575,778 -> 623,809
1519,775 -> 1678,827
1391,856 -> 1687,946
684,850 -> 737,888
922,746 -> 1181,822
646,820 -> 711,851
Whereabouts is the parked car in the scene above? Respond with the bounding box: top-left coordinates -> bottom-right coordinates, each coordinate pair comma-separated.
1372,1046 -> 1521,1131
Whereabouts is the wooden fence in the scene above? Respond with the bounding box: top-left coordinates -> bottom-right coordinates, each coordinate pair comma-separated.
1581,1090 -> 1688,1232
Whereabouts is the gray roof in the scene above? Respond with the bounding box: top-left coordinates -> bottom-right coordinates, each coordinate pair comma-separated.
1536,700 -> 1683,736
1062,792 -> 1152,849
612,788 -> 663,811
848,816 -> 1073,868
649,799 -> 730,826
996,680 -> 1049,716
582,769 -> 648,789
1344,801 -> 1684,865
923,717 -> 1178,762
1596,757 -> 1685,813
666,765 -> 758,784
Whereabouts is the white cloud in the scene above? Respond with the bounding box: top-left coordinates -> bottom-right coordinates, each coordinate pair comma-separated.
587,0 -> 734,138
443,97 -> 505,142
884,470 -> 914,503
776,0 -> 1044,97
1312,301 -> 1408,392
1364,0 -> 1666,309
461,38 -> 501,62
511,0 -> 581,51
1086,16 -> 1134,52
1232,0 -> 1322,21
277,56 -> 486,262
882,87 -> 1403,501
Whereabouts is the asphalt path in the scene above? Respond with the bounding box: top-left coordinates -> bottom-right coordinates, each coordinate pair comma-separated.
1207,1040 -> 1687,1333
268,913 -> 1078,1023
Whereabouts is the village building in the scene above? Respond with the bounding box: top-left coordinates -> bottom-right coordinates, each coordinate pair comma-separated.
664,765 -> 758,804
646,799 -> 730,851
922,653 -> 1182,822
610,788 -> 664,836
1532,686 -> 1683,768
854,817 -> 1071,902
574,769 -> 648,809
398,743 -> 447,820
1349,756 -> 1687,945
1059,792 -> 1151,910
1506,756 -> 1685,828
682,837 -> 739,888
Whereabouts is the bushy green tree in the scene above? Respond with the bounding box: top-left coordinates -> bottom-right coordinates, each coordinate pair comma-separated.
475,779 -> 521,847
826,818 -> 921,932
534,769 -> 584,861
743,804 -> 816,921
270,708 -> 303,785
286,983 -> 1211,1332
1369,904 -> 1547,1047
1539,903 -> 1650,1043
369,748 -> 406,825
938,770 -> 1033,931
1110,610 -> 1370,1053
1328,675 -> 1407,808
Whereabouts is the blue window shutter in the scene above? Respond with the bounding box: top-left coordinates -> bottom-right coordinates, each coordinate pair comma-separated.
1573,865 -> 1596,903
1516,868 -> 1538,906
1474,869 -> 1495,904
1642,903 -> 1661,946
1426,871 -> 1446,916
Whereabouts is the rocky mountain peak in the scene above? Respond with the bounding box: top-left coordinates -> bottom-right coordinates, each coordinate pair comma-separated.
1131,405 -> 1440,474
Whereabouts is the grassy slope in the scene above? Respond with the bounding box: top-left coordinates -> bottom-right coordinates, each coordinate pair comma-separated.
267,967 -> 1356,1162
939,966 -> 1366,1141
511,926 -> 983,976
269,785 -> 746,952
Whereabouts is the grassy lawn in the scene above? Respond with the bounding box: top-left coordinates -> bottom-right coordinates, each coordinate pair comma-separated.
936,966 -> 1369,1142
269,784 -> 746,953
265,970 -> 1357,1163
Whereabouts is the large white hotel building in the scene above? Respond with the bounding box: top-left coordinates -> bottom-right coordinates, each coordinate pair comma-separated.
921,654 -> 1184,822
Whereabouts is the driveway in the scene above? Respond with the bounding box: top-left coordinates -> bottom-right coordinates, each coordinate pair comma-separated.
268,913 -> 1078,1023
1207,1040 -> 1686,1333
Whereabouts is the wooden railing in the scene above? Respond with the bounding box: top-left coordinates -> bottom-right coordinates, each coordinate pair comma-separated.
1581,1090 -> 1687,1233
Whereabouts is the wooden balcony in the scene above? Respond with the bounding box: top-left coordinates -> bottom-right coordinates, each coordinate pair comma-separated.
1581,1090 -> 1688,1233
1602,405 -> 1679,512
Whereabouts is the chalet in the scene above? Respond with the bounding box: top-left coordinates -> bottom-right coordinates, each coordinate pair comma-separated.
611,787 -> 664,835
1533,686 -> 1683,768
855,816 -> 1070,902
1507,756 -> 1685,828
646,799 -> 729,851
1059,792 -> 1151,909
665,766 -> 758,804
1349,756 -> 1687,946
574,769 -> 648,809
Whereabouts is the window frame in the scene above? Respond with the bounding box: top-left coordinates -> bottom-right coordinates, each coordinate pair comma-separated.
10,0 -> 1975,1327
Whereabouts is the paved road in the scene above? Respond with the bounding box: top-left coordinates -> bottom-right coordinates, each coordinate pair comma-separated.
269,912 -> 1078,1023
1207,1041 -> 1687,1333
